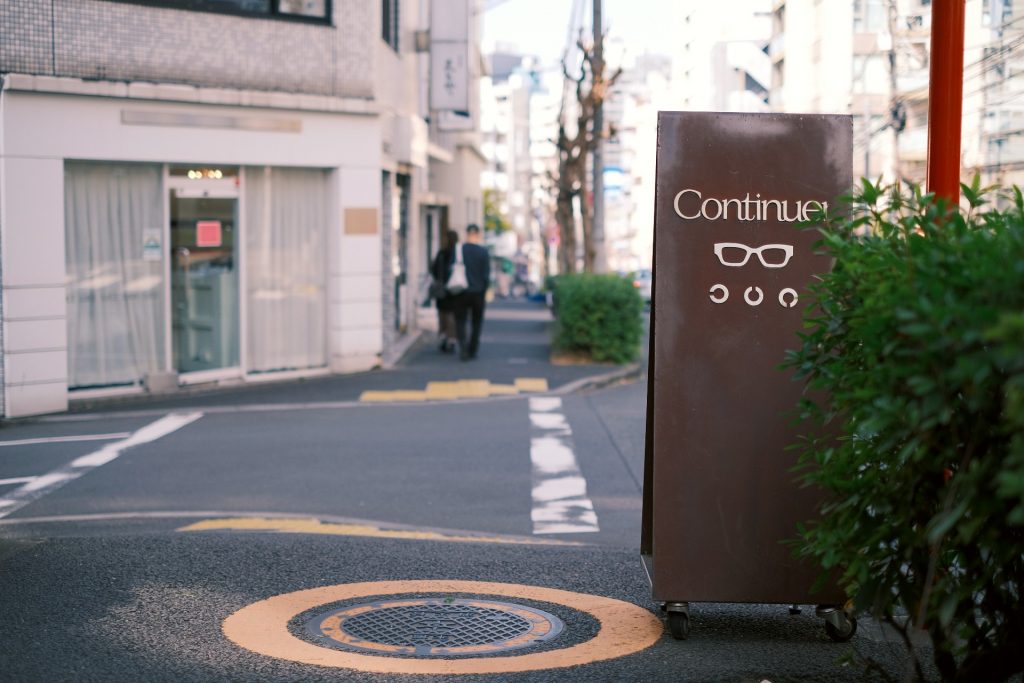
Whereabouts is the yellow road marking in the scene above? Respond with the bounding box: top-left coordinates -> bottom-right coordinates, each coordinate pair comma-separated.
424,381 -> 463,398
515,378 -> 549,392
177,517 -> 578,546
359,377 -> 549,402
223,580 -> 663,674
455,379 -> 491,397
359,390 -> 426,402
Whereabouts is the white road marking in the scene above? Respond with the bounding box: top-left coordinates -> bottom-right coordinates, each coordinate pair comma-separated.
20,472 -> 75,492
0,477 -> 36,486
529,397 -> 599,534
0,432 -> 131,448
0,412 -> 203,520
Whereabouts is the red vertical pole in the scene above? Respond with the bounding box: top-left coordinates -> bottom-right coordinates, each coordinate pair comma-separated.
926,0 -> 967,202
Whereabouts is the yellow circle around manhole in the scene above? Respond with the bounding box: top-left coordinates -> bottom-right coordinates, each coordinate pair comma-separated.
223,580 -> 663,675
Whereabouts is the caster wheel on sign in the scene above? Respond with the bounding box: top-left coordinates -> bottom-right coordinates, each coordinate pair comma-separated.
825,615 -> 857,642
668,611 -> 690,640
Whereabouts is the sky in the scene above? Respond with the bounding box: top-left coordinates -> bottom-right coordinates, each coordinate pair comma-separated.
480,0 -> 675,68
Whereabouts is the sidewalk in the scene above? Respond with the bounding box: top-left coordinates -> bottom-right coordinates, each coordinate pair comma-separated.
64,299 -> 642,415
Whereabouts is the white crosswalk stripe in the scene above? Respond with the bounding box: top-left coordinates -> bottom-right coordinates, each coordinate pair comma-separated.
0,413 -> 203,520
529,397 -> 599,534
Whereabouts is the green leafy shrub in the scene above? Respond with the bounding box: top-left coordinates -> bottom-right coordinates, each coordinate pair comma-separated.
785,178 -> 1024,682
552,273 -> 643,364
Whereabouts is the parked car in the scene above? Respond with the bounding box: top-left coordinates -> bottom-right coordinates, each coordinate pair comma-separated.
632,268 -> 652,305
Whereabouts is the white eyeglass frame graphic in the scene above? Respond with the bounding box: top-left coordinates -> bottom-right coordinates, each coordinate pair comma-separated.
714,242 -> 794,269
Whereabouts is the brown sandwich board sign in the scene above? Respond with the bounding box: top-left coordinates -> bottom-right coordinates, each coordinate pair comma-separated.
641,112 -> 852,637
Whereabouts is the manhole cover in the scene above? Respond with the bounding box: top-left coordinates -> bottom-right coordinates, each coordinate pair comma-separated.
306,597 -> 564,656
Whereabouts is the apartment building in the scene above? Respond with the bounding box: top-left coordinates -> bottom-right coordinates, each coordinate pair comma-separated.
0,0 -> 483,417
671,0 -> 773,113
769,0 -> 1013,185
603,52 -> 672,273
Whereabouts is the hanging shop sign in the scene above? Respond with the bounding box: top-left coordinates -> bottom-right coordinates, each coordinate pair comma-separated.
430,0 -> 470,112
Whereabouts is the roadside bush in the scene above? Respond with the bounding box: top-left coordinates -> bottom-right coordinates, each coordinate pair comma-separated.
552,273 -> 643,364
785,178 -> 1024,683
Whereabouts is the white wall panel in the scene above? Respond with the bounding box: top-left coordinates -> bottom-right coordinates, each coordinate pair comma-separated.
339,237 -> 382,276
334,328 -> 383,356
4,319 -> 66,353
5,350 -> 67,385
330,352 -> 378,374
3,93 -> 380,168
4,287 -> 66,319
330,274 -> 382,304
4,381 -> 67,418
1,157 -> 65,287
333,301 -> 383,331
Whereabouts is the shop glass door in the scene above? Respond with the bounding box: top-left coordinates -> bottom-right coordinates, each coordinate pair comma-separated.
170,192 -> 240,375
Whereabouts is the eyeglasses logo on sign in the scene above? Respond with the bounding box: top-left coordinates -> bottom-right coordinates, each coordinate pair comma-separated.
713,243 -> 794,269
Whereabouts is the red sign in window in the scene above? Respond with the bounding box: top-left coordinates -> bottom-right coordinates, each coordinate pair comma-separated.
196,221 -> 222,248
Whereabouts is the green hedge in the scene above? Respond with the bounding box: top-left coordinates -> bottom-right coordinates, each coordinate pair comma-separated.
552,273 -> 643,364
785,178 -> 1024,682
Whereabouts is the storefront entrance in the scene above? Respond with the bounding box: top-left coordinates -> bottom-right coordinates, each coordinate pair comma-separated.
169,170 -> 240,380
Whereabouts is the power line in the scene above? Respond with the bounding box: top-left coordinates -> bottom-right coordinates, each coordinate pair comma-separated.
893,36 -> 1024,101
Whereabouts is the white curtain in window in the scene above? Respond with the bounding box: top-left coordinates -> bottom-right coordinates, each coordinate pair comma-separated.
245,167 -> 328,373
65,162 -> 165,388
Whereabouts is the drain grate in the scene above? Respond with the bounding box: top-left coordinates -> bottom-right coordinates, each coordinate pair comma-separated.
307,597 -> 564,656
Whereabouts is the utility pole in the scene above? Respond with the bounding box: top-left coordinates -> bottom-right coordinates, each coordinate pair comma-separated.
591,0 -> 607,273
926,0 -> 965,202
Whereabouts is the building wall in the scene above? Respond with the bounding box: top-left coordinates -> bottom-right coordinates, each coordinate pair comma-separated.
0,87 -> 382,416
0,0 -> 374,98
377,1 -> 426,356
1,0 -> 486,415
672,1 -> 771,112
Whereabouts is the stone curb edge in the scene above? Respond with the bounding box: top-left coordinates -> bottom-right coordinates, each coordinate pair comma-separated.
553,361 -> 644,396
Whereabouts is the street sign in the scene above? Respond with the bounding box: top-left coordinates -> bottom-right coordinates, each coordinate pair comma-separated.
643,112 -> 852,605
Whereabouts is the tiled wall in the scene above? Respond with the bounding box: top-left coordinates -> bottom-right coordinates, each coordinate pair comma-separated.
0,0 -> 374,98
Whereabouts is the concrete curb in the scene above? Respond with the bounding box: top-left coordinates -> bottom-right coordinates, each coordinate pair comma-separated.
553,361 -> 644,395
26,363 -> 646,423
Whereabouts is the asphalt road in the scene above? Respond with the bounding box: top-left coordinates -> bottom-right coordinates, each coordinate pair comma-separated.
0,304 -> 938,682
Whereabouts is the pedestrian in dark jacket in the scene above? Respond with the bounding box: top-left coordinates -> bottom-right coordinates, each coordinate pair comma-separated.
431,230 -> 459,353
452,224 -> 491,361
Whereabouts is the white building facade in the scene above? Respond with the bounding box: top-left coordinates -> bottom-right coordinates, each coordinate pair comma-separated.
768,0 -> 1010,186
671,1 -> 773,113
0,0 -> 482,417
603,52 -> 673,273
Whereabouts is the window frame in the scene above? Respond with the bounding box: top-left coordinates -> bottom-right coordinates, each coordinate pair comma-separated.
382,0 -> 400,52
103,0 -> 333,26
